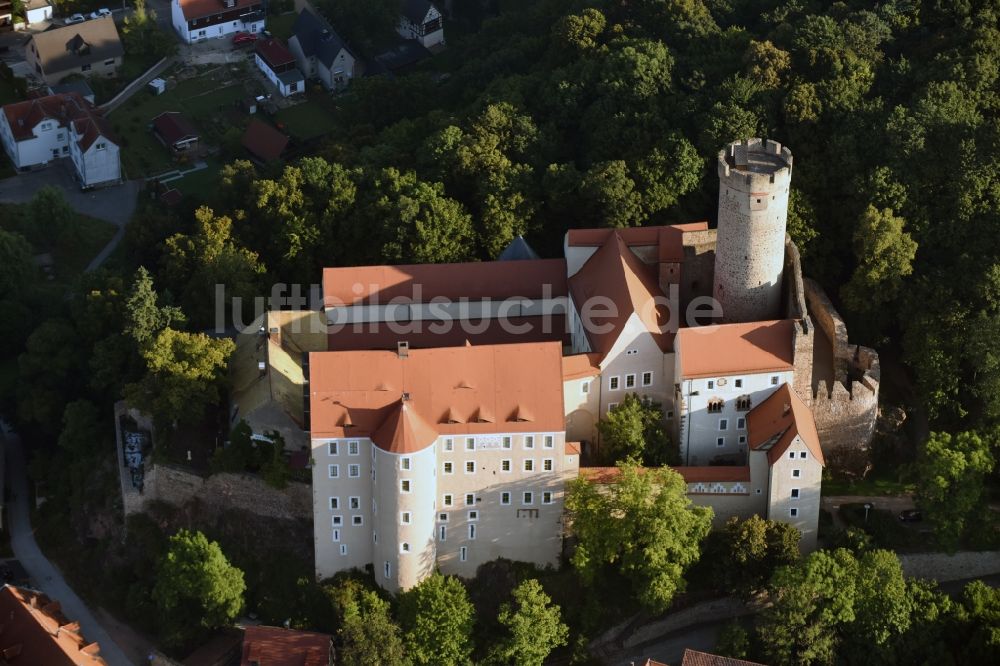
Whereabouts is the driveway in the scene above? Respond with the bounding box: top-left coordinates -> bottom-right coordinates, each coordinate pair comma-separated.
2,422 -> 135,666
822,494 -> 916,528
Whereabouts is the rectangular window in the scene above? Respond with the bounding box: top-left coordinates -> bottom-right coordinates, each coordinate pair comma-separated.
719,419 -> 728,431
401,457 -> 411,470
332,529 -> 340,542
501,459 -> 511,472
401,542 -> 410,553
734,378 -> 743,388
667,410 -> 674,419
443,494 -> 453,507
502,436 -> 512,449
544,435 -> 554,449
791,488 -> 800,499
800,451 -> 808,459
608,403 -> 618,413
707,380 -> 715,390
468,510 -> 478,521
328,464 -> 339,479
460,546 -> 467,562
789,508 -> 799,517
332,515 -> 343,527
717,437 -> 725,447
625,374 -> 636,389
465,493 -> 475,506
543,458 -> 553,472
329,497 -> 339,510
328,442 -> 338,456
401,479 -> 412,492
641,371 -> 653,387
401,512 -> 411,524
349,497 -> 360,510
788,451 -> 795,459
468,524 -> 476,540
443,462 -> 453,474
348,464 -> 360,478
348,441 -> 359,455
465,437 -> 475,451
737,417 -> 746,429
522,491 -> 533,505
524,459 -> 534,472
352,515 -> 363,526
609,376 -> 620,390
771,375 -> 780,386
465,461 -> 475,474
581,380 -> 590,394
501,491 -> 511,505
524,436 -> 534,450
444,438 -> 454,452
792,469 -> 801,478
542,491 -> 553,504
384,562 -> 390,578
340,544 -> 348,556
739,435 -> 747,444
439,525 -> 446,541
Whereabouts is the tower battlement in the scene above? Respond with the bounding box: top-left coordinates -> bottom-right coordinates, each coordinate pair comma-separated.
717,138 -> 793,190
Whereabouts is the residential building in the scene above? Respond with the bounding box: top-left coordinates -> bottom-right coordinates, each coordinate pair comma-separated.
310,341 -> 578,593
254,37 -> 304,97
240,625 -> 333,666
48,79 -> 96,104
397,0 -> 445,49
171,0 -> 265,44
0,584 -> 109,664
25,0 -> 53,25
241,118 -> 288,164
152,111 -> 199,153
26,16 -> 123,85
0,92 -> 121,188
287,9 -> 358,91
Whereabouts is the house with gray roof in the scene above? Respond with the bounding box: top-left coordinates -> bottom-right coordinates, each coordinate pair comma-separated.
397,0 -> 444,49
26,16 -> 123,86
287,9 -> 358,91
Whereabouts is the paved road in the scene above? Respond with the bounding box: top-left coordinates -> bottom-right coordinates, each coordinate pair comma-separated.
3,422 -> 135,666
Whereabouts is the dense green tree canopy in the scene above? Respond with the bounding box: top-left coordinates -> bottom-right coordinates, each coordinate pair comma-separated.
398,572 -> 475,666
488,579 -> 569,666
717,515 -> 801,598
597,394 -> 676,465
330,579 -> 409,666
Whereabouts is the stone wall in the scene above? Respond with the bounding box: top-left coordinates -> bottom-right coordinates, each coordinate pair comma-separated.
898,551 -> 1000,582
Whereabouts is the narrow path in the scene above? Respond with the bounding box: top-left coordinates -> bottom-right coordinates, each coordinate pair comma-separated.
2,423 -> 135,666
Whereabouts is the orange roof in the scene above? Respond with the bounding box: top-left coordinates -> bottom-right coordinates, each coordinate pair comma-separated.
326,315 -> 568,351
241,626 -> 331,666
0,585 -> 108,665
322,258 -> 567,308
179,0 -> 259,20
568,232 -> 672,359
748,384 -> 825,466
566,222 -> 709,263
580,465 -> 750,484
680,648 -> 767,666
562,353 -> 602,380
2,93 -> 115,150
565,441 -> 581,455
676,320 -> 794,379
309,342 -> 565,453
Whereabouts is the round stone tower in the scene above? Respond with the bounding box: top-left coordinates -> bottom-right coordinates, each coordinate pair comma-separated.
713,138 -> 793,323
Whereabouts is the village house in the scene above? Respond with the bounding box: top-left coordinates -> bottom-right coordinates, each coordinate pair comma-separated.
0,92 -> 121,188
254,37 -> 304,98
26,16 -> 123,85
151,111 -> 200,153
397,0 -> 445,49
0,584 -> 109,664
171,0 -> 265,44
287,9 -> 358,91
24,0 -> 53,26
240,625 -> 333,666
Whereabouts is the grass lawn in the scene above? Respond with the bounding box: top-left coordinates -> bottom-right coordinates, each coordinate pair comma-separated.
266,12 -> 298,41
171,157 -> 225,200
275,95 -> 339,140
109,65 -> 253,178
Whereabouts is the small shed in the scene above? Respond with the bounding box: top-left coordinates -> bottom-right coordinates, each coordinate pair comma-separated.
148,78 -> 166,96
24,0 -> 53,25
152,111 -> 199,153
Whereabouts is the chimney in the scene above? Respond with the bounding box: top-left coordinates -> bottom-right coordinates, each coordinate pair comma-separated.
402,391 -> 411,402
397,341 -> 409,358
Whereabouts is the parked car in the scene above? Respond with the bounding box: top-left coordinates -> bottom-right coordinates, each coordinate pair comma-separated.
65,13 -> 86,24
232,32 -> 258,45
89,8 -> 112,19
898,509 -> 923,522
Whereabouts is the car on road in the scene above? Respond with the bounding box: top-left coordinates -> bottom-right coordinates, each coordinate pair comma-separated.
232,32 -> 257,45
898,509 -> 923,522
65,13 -> 86,24
89,8 -> 112,19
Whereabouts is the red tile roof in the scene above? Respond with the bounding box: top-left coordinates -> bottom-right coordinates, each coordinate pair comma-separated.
748,383 -> 825,466
680,648 -> 767,666
240,625 -> 331,666
308,342 -> 565,453
580,465 -> 750,485
179,0 -> 259,20
1,92 -> 115,150
566,222 -> 709,263
241,119 -> 288,162
255,37 -> 296,69
568,231 -> 673,359
562,353 -> 602,379
152,111 -> 198,146
0,585 -> 108,665
676,320 -> 795,379
326,315 -> 568,351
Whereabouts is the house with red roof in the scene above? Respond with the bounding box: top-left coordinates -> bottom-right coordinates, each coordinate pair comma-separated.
254,37 -> 304,98
0,585 -> 109,665
0,92 -> 121,188
171,0 -> 264,44
240,625 -> 332,666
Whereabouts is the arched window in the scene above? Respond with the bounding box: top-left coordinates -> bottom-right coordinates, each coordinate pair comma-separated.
736,395 -> 752,411
707,398 -> 724,413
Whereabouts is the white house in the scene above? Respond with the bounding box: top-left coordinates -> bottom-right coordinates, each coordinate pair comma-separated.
398,0 -> 444,49
171,0 -> 265,44
254,38 -> 304,98
0,93 -> 121,188
24,0 -> 53,25
287,9 -> 358,91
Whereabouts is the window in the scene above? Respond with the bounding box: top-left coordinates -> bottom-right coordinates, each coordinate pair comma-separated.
439,525 -> 446,541
439,512 -> 448,522
522,491 -> 534,505
348,464 -> 360,478
329,497 -> 339,510
465,493 -> 475,506
625,374 -> 636,389
400,479 -> 411,492
348,441 -> 359,455
332,529 -> 340,542
444,438 -> 454,452
340,544 -> 347,556
543,458 -> 553,471
792,469 -> 801,478
502,436 -> 512,449
544,435 -> 554,449
771,375 -> 780,386
401,512 -> 411,524
737,417 -> 746,429
524,459 -> 534,472
401,457 -> 411,470
739,435 -> 747,444
468,510 -> 479,521
707,398 -> 724,413
468,524 -> 476,540
349,497 -> 360,510
755,489 -> 762,495
788,451 -> 795,459
465,461 -> 475,474
641,371 -> 653,387
465,437 -> 475,451
328,442 -> 338,456
443,494 -> 453,507
626,349 -> 638,355
542,491 -> 553,504
717,437 -> 725,447
707,380 -> 715,390
384,562 -> 391,578
609,376 -> 620,390
372,499 -> 377,514
734,378 -> 743,388
332,515 -> 343,527
791,488 -> 800,499
352,515 -> 363,526
736,395 -> 752,411
719,419 -> 728,431
667,410 -> 674,419
524,435 -> 535,450
500,491 -> 511,505
443,462 -> 453,474
608,403 -> 618,413
460,546 -> 467,562
582,380 -> 590,394
789,508 -> 799,518
501,459 -> 511,472
401,542 -> 410,553
800,451 -> 808,459
328,464 -> 339,479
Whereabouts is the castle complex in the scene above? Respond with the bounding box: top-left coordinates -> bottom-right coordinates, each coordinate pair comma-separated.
230,138 -> 880,593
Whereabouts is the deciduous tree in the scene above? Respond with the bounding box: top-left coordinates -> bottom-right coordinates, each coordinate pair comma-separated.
488,579 -> 568,666
398,572 -> 474,666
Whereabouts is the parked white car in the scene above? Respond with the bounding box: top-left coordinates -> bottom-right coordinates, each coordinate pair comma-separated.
65,13 -> 86,24
89,8 -> 112,19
